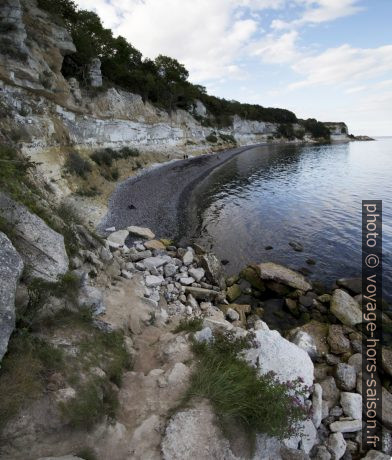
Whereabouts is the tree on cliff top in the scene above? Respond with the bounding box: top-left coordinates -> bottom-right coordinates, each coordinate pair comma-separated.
38,0 -> 303,126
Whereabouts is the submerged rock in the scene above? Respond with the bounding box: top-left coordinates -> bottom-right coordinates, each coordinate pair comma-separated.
289,241 -> 304,252
336,277 -> 361,295
240,266 -> 265,291
256,263 -> 312,292
0,232 -> 24,361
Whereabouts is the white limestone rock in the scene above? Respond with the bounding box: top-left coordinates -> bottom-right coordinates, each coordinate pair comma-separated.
330,289 -> 362,326
127,226 -> 155,240
245,328 -> 314,392
0,193 -> 69,282
340,392 -> 362,420
256,263 -> 312,292
0,232 -> 24,361
327,432 -> 347,460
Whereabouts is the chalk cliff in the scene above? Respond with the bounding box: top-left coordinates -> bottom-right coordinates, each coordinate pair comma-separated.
0,0 -> 349,164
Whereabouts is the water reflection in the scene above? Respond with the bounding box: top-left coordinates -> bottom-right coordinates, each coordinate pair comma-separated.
182,140 -> 392,302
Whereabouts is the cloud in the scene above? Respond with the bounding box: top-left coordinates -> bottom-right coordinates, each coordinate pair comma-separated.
290,44 -> 392,89
345,85 -> 366,94
300,0 -> 364,24
74,0 -> 365,84
250,30 -> 299,64
75,0 -> 276,82
271,0 -> 363,29
237,0 -> 286,10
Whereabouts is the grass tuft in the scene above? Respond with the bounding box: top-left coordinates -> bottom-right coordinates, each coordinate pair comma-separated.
0,332 -> 64,432
174,317 -> 203,333
184,331 -> 309,440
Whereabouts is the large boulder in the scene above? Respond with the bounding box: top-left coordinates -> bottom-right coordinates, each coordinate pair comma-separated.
245,324 -> 314,392
256,263 -> 312,292
127,225 -> 155,240
107,229 -> 129,247
0,194 -> 69,282
200,253 -> 226,290
330,289 -> 362,326
0,232 -> 24,361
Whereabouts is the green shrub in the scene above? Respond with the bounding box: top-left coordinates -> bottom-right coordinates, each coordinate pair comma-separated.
185,331 -> 309,440
90,149 -> 114,166
64,152 -> 92,178
0,145 -> 52,221
277,123 -> 295,140
119,146 -> 140,158
219,133 -> 236,144
206,133 -> 218,143
91,147 -> 140,167
174,318 -> 203,333
301,119 -> 330,140
110,167 -> 119,181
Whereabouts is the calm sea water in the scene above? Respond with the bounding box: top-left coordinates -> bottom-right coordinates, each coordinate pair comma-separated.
183,138 -> 392,302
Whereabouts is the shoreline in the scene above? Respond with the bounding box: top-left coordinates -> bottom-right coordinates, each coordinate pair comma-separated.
99,143 -> 267,238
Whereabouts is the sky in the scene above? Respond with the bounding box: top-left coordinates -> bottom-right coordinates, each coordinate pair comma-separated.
75,0 -> 392,136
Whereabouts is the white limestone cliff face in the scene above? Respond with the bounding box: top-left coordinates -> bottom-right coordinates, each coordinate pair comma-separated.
0,0 -> 349,196
0,0 -> 279,158
325,122 -> 350,142
0,0 -> 75,93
